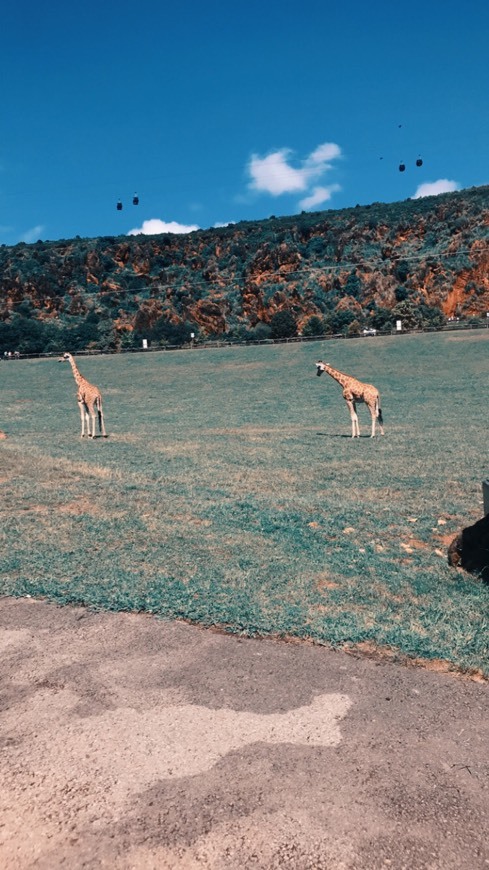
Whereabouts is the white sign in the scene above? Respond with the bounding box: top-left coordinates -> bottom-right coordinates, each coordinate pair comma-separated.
396,320 -> 402,332
142,339 -> 148,349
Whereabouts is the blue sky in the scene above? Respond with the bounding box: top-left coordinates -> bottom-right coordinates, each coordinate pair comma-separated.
1,0 -> 488,244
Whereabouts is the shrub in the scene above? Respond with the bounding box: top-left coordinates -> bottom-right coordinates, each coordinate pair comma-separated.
395,286 -> 408,302
347,319 -> 362,336
251,322 -> 272,341
269,310 -> 298,339
302,315 -> 325,337
326,309 -> 356,334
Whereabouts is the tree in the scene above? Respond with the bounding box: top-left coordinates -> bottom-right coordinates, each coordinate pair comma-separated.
395,286 -> 408,302
6,314 -> 57,354
251,322 -> 272,341
343,270 -> 362,299
323,309 -> 355,335
418,304 -> 445,328
371,307 -> 393,331
392,301 -> 423,330
269,310 -> 298,339
147,317 -> 199,346
302,315 -> 325,337
347,319 -> 361,336
394,260 -> 410,283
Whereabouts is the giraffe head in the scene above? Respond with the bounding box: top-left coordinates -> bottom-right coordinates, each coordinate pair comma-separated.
58,352 -> 72,363
316,360 -> 327,377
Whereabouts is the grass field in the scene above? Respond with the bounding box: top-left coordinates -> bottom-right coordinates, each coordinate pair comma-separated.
1,332 -> 488,675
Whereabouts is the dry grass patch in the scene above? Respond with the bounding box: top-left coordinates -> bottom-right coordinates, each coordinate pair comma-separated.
400,538 -> 431,552
151,440 -> 204,456
314,573 -> 340,592
58,499 -> 113,516
106,433 -> 142,443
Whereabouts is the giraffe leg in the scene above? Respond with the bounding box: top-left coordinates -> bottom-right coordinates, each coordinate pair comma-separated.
354,410 -> 360,438
370,402 -> 385,437
78,401 -> 86,437
369,405 -> 376,437
346,400 -> 360,438
89,408 -> 96,438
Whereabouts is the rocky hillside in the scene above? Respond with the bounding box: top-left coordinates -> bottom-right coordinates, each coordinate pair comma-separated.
1,185 -> 488,352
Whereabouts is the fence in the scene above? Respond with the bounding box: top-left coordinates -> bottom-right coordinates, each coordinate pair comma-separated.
2,318 -> 489,361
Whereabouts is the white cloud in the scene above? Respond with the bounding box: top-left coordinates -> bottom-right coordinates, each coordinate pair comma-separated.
299,184 -> 341,210
306,143 -> 341,166
21,224 -> 45,243
248,149 -> 308,195
247,142 -> 342,207
128,218 -> 199,236
413,179 -> 460,199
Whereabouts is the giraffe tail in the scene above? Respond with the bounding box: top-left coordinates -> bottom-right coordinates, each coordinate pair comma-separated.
95,397 -> 104,433
376,397 -> 383,425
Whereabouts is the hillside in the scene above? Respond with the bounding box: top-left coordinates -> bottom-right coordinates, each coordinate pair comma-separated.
1,185 -> 488,353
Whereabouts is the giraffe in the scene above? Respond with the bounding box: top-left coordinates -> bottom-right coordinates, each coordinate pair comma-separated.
315,360 -> 384,438
59,353 -> 107,438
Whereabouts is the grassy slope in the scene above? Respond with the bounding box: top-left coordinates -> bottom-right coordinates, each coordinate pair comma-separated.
1,333 -> 488,674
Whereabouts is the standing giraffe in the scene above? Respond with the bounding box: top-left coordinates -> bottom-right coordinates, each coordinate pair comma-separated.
315,360 -> 384,438
59,353 -> 107,438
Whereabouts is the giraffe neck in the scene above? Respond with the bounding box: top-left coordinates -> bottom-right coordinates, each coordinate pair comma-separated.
68,355 -> 83,387
323,365 -> 352,389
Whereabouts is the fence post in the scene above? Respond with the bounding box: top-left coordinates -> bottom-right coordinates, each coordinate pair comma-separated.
483,479 -> 489,516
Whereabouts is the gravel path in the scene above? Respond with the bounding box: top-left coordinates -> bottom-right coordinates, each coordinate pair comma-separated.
1,598 -> 488,869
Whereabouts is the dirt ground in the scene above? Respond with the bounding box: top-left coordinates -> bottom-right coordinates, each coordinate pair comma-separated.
0,597 -> 488,870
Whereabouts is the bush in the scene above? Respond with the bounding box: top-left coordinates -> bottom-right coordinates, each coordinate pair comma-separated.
302,315 -> 325,337
269,310 -> 298,339
418,304 -> 445,328
323,309 -> 355,335
343,271 -> 362,299
395,286 -> 408,302
394,260 -> 410,283
0,314 -> 59,354
251,322 -> 272,341
392,301 -> 423,330
347,319 -> 361,336
148,317 -> 199,346
371,307 -> 393,331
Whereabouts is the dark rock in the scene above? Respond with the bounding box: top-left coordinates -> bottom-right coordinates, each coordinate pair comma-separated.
447,514 -> 489,580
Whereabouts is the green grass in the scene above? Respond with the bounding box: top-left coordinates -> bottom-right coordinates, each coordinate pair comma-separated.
1,332 -> 489,674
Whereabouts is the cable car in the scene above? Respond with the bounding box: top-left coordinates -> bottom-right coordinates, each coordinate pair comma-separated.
116,200 -> 123,211
416,157 -> 423,167
399,162 -> 406,172
133,193 -> 139,206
